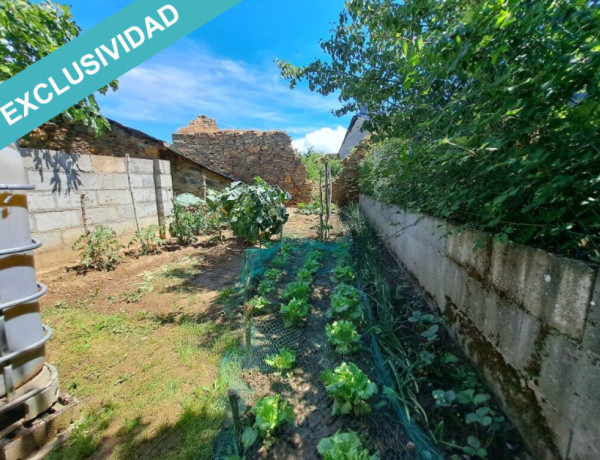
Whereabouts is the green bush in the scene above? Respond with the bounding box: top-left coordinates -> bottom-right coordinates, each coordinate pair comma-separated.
72,225 -> 122,271
219,178 -> 290,244
299,149 -> 343,183
281,0 -> 600,261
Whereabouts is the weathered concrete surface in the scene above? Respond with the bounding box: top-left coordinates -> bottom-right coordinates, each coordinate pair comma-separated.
359,194 -> 599,460
20,149 -> 173,270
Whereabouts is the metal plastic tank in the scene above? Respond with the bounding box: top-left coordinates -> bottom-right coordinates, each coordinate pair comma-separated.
0,144 -> 58,427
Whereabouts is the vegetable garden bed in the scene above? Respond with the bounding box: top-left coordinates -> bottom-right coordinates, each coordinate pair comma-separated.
216,240 -> 437,459
216,208 -> 528,460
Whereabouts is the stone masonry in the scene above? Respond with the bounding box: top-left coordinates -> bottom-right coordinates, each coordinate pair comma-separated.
172,116 -> 311,204
332,140 -> 369,206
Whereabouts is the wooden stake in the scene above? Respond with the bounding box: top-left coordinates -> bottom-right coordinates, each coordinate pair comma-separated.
80,193 -> 90,240
227,389 -> 242,454
125,155 -> 141,233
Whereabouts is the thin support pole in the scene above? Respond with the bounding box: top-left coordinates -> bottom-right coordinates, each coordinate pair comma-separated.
125,155 -> 141,233
227,389 -> 242,454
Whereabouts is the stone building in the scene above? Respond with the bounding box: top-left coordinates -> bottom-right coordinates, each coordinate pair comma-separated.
172,116 -> 311,204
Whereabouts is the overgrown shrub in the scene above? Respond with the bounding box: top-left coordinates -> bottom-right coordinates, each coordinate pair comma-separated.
281,0 -> 600,261
299,149 -> 343,183
72,225 -> 122,271
219,178 -> 290,244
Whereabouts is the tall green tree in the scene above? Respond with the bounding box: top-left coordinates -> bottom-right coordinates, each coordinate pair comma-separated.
0,0 -> 118,133
279,0 -> 600,260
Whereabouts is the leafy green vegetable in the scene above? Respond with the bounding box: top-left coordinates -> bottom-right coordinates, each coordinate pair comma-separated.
328,283 -> 363,322
265,347 -> 297,375
296,268 -> 314,283
326,320 -> 362,354
282,281 -> 311,302
322,362 -> 377,416
280,298 -> 310,327
258,279 -> 276,296
251,395 -> 295,446
264,268 -> 282,281
248,296 -> 269,312
332,265 -> 355,284
317,430 -> 380,460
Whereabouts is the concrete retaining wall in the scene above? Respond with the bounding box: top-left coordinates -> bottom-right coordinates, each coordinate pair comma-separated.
359,194 -> 599,460
20,148 -> 174,270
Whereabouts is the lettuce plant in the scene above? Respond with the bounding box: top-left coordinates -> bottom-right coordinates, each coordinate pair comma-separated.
326,320 -> 362,354
248,295 -> 269,312
258,279 -> 276,296
251,394 -> 295,446
265,347 -> 296,375
280,298 -> 310,327
322,362 -> 377,416
317,430 -> 380,460
282,281 -> 311,302
332,265 -> 355,284
264,268 -> 282,281
296,268 -> 313,283
328,283 -> 363,322
302,258 -> 320,275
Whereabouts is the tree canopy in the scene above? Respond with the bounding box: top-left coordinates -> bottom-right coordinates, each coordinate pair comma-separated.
279,0 -> 600,260
0,0 -> 118,134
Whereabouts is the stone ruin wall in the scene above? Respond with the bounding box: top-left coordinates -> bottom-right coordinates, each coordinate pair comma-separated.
332,141 -> 369,206
172,117 -> 311,204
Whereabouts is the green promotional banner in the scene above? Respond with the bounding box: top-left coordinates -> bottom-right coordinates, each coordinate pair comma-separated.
0,0 -> 243,149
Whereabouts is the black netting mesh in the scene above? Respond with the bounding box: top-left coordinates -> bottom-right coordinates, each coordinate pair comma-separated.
215,239 -> 442,460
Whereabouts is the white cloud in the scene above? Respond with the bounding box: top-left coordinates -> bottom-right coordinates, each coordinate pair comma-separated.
99,39 -> 343,139
292,126 -> 347,154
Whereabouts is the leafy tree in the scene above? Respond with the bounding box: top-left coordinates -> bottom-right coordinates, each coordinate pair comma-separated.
280,0 -> 600,260
299,148 -> 343,183
0,0 -> 118,134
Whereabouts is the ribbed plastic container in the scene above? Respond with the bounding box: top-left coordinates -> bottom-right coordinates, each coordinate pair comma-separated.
0,145 -> 46,397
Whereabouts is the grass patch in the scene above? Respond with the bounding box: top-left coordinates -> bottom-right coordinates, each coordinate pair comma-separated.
43,293 -> 238,459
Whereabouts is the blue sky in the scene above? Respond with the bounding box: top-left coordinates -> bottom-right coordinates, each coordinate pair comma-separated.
67,0 -> 352,152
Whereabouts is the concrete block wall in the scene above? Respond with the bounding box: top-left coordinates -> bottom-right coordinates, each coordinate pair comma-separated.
19,148 -> 173,270
359,194 -> 599,460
